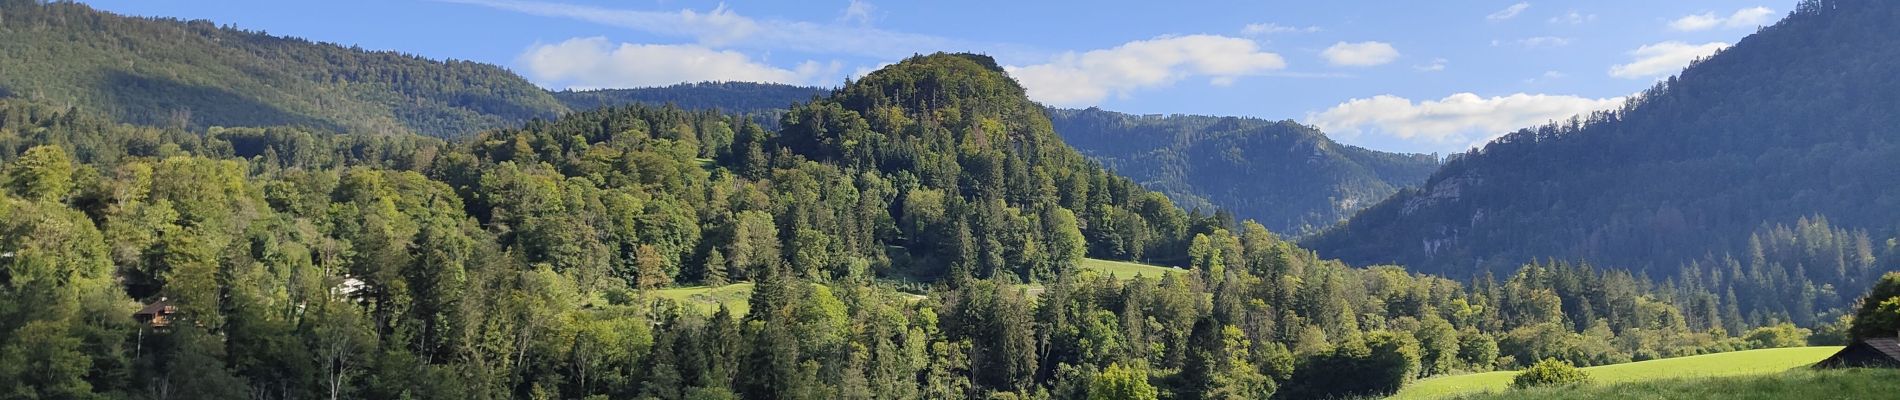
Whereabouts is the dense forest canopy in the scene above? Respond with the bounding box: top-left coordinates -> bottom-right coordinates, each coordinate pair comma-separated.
552,82 -> 831,122
1,0 -> 1896,399
1048,108 -> 1439,235
1308,0 -> 1900,327
0,47 -> 1846,399
544,86 -> 1446,238
0,0 -> 1434,241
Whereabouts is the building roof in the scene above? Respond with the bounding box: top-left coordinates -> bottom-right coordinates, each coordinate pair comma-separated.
1815,337 -> 1900,369
134,300 -> 174,317
1864,337 -> 1900,360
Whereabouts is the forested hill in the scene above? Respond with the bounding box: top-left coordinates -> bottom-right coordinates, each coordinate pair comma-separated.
550,85 -> 1444,237
553,82 -> 830,117
3,50 -> 1828,400
779,53 -> 1216,269
1049,108 -> 1440,235
1307,0 -> 1900,314
0,0 -> 566,137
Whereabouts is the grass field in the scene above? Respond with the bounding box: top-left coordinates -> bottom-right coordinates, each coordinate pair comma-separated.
1079,258 -> 1184,279
651,283 -> 755,316
648,259 -> 1178,315
649,281 -> 926,316
1390,346 -> 1843,399
1452,368 -> 1900,400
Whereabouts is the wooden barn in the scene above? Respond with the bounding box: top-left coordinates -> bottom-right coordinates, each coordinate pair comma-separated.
1814,337 -> 1900,368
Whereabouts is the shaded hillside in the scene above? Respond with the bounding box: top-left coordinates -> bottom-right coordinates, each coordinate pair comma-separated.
0,0 -> 565,136
1307,0 -> 1900,320
1049,108 -> 1439,235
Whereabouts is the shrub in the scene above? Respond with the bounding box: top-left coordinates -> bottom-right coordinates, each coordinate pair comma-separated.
1744,323 -> 1812,349
1511,358 -> 1591,389
1088,363 -> 1156,400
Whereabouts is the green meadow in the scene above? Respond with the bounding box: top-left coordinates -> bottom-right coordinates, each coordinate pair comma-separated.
1392,346 -> 1844,400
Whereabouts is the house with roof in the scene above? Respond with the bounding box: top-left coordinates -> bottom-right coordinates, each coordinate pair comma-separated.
1814,337 -> 1900,368
133,298 -> 176,330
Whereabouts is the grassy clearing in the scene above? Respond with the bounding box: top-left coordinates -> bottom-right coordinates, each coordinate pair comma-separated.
1079,258 -> 1184,279
646,259 -> 1176,315
1449,368 -> 1900,400
1391,346 -> 1843,400
648,281 -> 925,316
650,283 -> 755,316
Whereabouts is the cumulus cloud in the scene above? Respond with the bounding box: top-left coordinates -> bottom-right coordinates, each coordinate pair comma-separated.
1322,41 -> 1400,67
1669,7 -> 1775,31
437,0 -> 981,59
1668,13 -> 1721,31
1004,35 -> 1287,107
1608,41 -> 1730,79
1487,3 -> 1530,21
1726,7 -> 1777,27
1241,22 -> 1320,35
1415,58 -> 1448,72
1306,92 -> 1625,147
519,37 -> 837,88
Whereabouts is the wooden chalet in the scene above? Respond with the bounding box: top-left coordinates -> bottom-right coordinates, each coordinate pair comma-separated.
133,298 -> 177,329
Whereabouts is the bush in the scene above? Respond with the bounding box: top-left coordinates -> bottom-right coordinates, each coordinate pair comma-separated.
1744,323 -> 1812,349
1088,363 -> 1156,400
1278,331 -> 1421,399
1511,358 -> 1591,389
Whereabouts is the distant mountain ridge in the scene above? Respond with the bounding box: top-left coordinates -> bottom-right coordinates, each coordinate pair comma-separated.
0,0 -> 567,137
1048,108 -> 1439,235
1307,0 -> 1900,287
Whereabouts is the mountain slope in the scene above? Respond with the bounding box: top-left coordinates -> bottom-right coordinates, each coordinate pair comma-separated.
779,53 -> 1210,268
1307,0 -> 1899,287
1049,108 -> 1439,235
0,0 -> 566,137
552,82 -> 829,116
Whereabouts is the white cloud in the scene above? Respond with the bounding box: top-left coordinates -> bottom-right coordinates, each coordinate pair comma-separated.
1242,22 -> 1320,35
1487,3 -> 1530,21
1549,10 -> 1596,24
1004,35 -> 1287,107
1321,41 -> 1400,67
840,0 -> 875,24
1669,7 -> 1775,31
1415,58 -> 1448,72
1726,7 -> 1776,27
518,37 -> 838,89
1608,41 -> 1730,79
1307,92 -> 1624,148
1668,13 -> 1722,31
437,0 -> 980,59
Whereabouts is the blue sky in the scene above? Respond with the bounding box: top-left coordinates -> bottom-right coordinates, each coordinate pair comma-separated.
82,0 -> 1789,155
